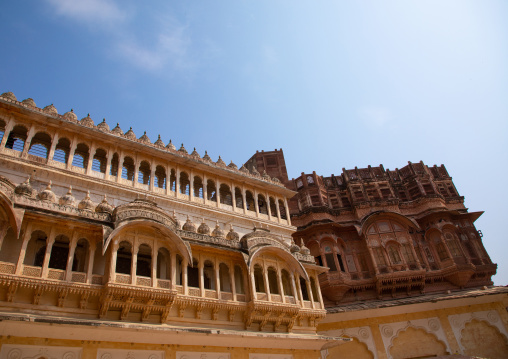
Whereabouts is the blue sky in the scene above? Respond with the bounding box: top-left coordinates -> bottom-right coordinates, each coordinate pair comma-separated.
1,1 -> 507,284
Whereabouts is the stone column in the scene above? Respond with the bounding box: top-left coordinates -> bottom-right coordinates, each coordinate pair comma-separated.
170,251 -> 177,288
230,263 -> 237,301
215,263 -> 221,299
199,260 -> 204,297
21,125 -> 35,158
203,174 -> 208,205
275,197 -> 281,224
277,268 -> 285,303
165,165 -> 171,195
133,155 -> 140,185
182,258 -> 188,295
263,267 -> 271,301
15,222 -> 33,275
0,119 -> 14,149
105,148 -> 113,179
231,184 -> 236,212
150,160 -> 156,191
151,244 -> 157,287
108,240 -> 119,282
254,190 -> 260,217
266,192 -> 272,221
67,136 -> 78,169
315,275 -> 325,309
295,275 -> 304,306
290,273 -> 298,303
189,170 -> 194,201
65,232 -> 79,281
47,132 -> 59,161
305,279 -> 315,308
131,246 -> 138,285
175,167 -> 180,195
116,151 -> 124,183
86,242 -> 96,285
250,271 -> 257,301
86,143 -> 96,175
284,198 -> 291,225
41,228 -> 57,278
242,187 -> 247,214
216,177 -> 221,207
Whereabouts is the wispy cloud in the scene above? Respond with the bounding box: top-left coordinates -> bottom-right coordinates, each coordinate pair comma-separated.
45,0 -> 193,74
46,0 -> 127,25
359,107 -> 392,128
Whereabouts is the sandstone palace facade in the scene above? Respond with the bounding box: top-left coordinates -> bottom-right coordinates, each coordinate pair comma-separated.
0,91 -> 507,359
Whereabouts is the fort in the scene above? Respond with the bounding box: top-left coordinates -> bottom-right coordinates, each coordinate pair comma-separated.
0,91 -> 506,359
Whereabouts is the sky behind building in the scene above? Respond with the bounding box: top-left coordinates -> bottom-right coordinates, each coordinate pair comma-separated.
1,0 -> 507,284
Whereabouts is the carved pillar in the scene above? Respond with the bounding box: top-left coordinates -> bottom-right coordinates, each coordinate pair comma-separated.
65,232 -> 79,281
41,228 -> 57,278
182,258 -> 188,295
151,244 -> 157,287
381,246 -> 392,272
86,143 -> 96,174
170,251 -> 177,288
254,190 -> 260,217
408,240 -> 423,270
290,273 -> 298,302
67,136 -> 78,169
231,184 -> 236,212
0,119 -> 14,149
216,177 -> 221,207
15,222 -> 33,275
199,260 -> 204,297
305,279 -> 315,308
133,155 -> 140,185
366,245 -> 379,275
314,275 -> 325,309
242,187 -> 247,214
263,267 -> 271,301
47,132 -> 59,161
284,198 -> 291,225
176,167 -> 180,195
215,262 -> 221,299
277,268 -> 285,303
266,193 -> 272,221
275,197 -> 281,224
150,160 -> 156,191
203,174 -> 208,205
250,271 -> 257,301
189,170 -> 194,201
131,246 -> 138,285
165,165 -> 171,195
230,263 -> 237,301
295,274 -> 304,306
86,242 -> 96,285
108,240 -> 119,282
116,151 -> 124,183
21,125 -> 35,158
105,148 -> 113,179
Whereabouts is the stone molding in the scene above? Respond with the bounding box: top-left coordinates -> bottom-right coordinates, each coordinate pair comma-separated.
249,355 -> 292,359
0,344 -> 82,359
448,310 -> 508,353
176,352 -> 229,359
378,318 -> 451,359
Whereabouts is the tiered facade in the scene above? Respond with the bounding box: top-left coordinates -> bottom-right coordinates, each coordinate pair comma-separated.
0,92 -> 507,359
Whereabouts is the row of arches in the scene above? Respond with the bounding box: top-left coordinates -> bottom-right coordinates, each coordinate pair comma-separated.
0,120 -> 288,221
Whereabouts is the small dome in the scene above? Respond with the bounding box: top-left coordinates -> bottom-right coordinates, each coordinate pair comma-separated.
111,123 -> 124,135
182,216 -> 196,232
1,92 -> 17,101
197,219 -> 210,235
80,113 -> 95,127
59,186 -> 76,206
202,150 -> 212,162
299,243 -> 310,255
239,165 -> 249,173
138,131 -> 151,144
178,143 -> 188,154
95,194 -> 114,214
15,177 -> 34,197
78,190 -> 95,211
166,139 -> 176,150
216,156 -> 226,167
191,147 -> 200,158
251,166 -> 260,176
43,104 -> 58,116
97,118 -> 110,132
22,98 -> 37,107
154,135 -> 164,147
262,170 -> 271,180
124,127 -> 136,140
212,221 -> 225,238
226,225 -> 239,241
63,109 -> 78,122
228,161 -> 238,170
290,238 -> 300,253
38,181 -> 56,203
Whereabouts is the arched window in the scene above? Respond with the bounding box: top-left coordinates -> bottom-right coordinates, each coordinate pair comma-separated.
24,230 -> 48,267
5,125 -> 28,152
138,161 -> 151,185
155,165 -> 166,189
188,258 -> 199,288
207,180 -> 216,201
72,238 -> 89,272
219,184 -> 232,205
373,247 -> 387,266
234,265 -> 245,294
48,235 -> 70,270
203,260 -> 215,290
278,199 -> 287,219
0,227 -> 23,264
445,233 -> 461,257
254,264 -> 265,292
235,188 -> 243,208
219,263 -> 231,292
281,269 -> 293,296
121,156 -> 135,181
116,241 -> 132,275
92,148 -> 107,173
180,172 -> 190,195
157,247 -> 171,280
387,245 -> 401,264
137,244 -> 152,277
28,132 -> 52,159
0,120 -> 5,143
299,277 -> 309,301
72,143 -> 89,169
170,169 -> 176,191
109,153 -> 119,176
246,191 -> 255,212
401,244 -> 416,263
258,194 -> 268,215
267,267 -> 279,294
436,243 -> 449,261
324,246 -> 337,271
193,176 -> 203,197
53,138 -> 71,164
269,197 -> 277,217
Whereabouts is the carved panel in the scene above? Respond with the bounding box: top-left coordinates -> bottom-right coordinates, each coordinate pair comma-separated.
319,325 -> 377,359
0,344 -> 82,359
97,349 -> 164,359
176,353 -> 229,359
448,310 -> 508,353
